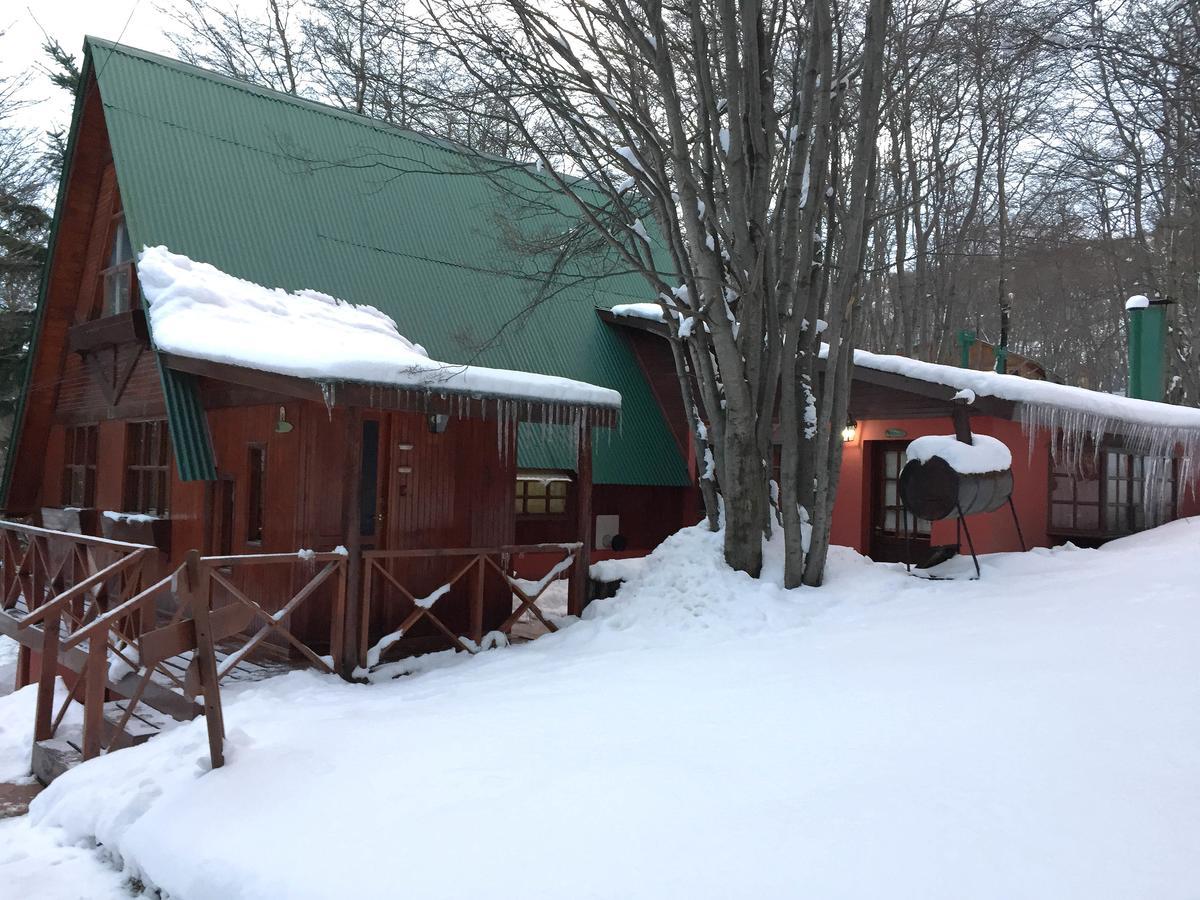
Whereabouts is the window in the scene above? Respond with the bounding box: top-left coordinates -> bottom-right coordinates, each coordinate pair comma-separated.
515,475 -> 569,516
247,445 -> 266,544
61,424 -> 98,507
1050,448 -> 1176,537
213,477 -> 235,556
876,446 -> 931,536
124,420 -> 170,515
101,217 -> 136,317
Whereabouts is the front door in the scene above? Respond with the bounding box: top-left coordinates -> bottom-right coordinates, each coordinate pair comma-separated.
869,441 -> 931,564
359,414 -> 388,550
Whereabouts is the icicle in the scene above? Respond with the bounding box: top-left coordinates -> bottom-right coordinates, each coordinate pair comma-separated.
319,382 -> 335,419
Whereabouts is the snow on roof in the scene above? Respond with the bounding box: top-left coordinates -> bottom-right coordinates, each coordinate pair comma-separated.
906,434 -> 1013,475
835,345 -> 1200,433
610,302 -> 670,323
606,302 -> 1199,434
138,247 -> 621,408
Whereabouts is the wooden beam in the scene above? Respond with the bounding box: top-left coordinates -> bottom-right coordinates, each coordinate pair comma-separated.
567,425 -> 593,618
339,407 -> 364,678
160,354 -> 620,429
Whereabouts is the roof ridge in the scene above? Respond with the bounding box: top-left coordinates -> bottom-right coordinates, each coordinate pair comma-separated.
84,36 -> 523,170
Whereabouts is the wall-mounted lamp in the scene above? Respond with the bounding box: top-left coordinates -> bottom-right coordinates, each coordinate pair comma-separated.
275,406 -> 293,434
427,413 -> 449,434
841,418 -> 858,443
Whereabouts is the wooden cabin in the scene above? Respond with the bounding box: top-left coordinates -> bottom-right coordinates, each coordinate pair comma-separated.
602,308 -> 1200,566
0,38 -> 652,682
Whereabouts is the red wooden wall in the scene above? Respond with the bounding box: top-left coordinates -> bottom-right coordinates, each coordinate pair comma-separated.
833,416 -> 1053,556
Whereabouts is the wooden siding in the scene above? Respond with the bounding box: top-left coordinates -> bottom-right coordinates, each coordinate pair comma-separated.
8,79 -> 122,514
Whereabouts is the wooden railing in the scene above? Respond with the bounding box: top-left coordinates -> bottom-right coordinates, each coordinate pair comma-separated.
201,550 -> 347,680
0,521 -> 156,759
1,519 -> 584,773
360,542 -> 583,670
0,519 -> 351,771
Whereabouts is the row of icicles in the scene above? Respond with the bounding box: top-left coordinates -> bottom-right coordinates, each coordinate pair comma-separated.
1018,401 -> 1200,513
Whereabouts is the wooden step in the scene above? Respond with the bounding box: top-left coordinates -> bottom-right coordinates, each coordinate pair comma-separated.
31,739 -> 83,786
102,700 -> 174,751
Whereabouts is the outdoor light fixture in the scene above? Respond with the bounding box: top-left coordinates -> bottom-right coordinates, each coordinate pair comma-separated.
841,418 -> 858,442
275,406 -> 293,434
427,413 -> 449,434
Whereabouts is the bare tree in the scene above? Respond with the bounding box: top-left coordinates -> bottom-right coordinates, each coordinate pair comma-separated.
411,0 -> 891,583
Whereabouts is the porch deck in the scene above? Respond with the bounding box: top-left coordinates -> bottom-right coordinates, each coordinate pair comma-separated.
0,519 -> 584,781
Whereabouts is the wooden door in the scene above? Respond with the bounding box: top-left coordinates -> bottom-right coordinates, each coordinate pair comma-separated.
359,414 -> 388,551
869,441 -> 931,564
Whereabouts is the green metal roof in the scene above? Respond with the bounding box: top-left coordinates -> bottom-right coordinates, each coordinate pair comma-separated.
84,38 -> 687,487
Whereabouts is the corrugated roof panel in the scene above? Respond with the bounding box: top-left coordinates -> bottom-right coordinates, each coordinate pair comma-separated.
90,38 -> 688,487
160,368 -> 217,481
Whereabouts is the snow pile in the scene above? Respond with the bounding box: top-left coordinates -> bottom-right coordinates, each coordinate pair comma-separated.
11,518 -> 1200,899
0,636 -> 17,699
138,246 -> 620,409
906,434 -> 1013,474
101,511 -> 159,524
1126,294 -> 1150,310
0,682 -> 81,782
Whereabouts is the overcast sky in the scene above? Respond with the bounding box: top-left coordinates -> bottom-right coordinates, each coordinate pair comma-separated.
3,0 -> 176,130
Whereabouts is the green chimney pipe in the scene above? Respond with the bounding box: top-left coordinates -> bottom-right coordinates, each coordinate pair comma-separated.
1126,295 -> 1168,401
957,329 -> 976,368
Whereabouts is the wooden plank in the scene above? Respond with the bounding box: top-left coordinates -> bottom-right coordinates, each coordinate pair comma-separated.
183,551 -> 224,769
81,630 -> 107,760
361,542 -> 583,560
33,611 -> 61,742
0,520 -> 153,552
138,601 -> 255,668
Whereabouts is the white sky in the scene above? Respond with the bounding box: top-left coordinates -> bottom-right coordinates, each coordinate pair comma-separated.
3,0 -> 176,131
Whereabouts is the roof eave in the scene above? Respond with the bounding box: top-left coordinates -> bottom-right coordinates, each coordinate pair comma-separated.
162,354 -> 621,429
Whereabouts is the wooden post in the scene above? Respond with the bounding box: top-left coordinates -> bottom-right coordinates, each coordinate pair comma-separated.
339,407 -> 364,678
81,614 -> 107,760
33,610 -> 61,743
470,555 -> 485,646
567,423 -> 593,618
184,549 -> 224,769
15,644 -> 31,691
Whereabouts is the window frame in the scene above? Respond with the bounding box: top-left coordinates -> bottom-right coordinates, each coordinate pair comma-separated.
123,419 -> 171,516
246,444 -> 266,545
61,424 -> 99,508
98,214 -> 138,318
874,445 -> 930,537
515,472 -> 571,518
1048,444 -> 1177,539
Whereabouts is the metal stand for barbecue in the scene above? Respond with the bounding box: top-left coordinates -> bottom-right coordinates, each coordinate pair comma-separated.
903,494 -> 1026,581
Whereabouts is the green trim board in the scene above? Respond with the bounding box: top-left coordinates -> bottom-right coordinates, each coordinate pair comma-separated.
89,38 -> 687,487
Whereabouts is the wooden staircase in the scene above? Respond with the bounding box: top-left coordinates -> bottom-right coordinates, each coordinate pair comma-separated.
0,521 -> 348,784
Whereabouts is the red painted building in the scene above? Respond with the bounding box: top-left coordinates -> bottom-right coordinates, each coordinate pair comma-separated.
600,309 -> 1200,565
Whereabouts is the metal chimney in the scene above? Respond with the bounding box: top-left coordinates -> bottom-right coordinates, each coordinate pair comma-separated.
1125,294 -> 1170,401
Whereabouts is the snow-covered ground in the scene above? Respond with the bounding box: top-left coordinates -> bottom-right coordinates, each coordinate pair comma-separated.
3,519 -> 1200,899
0,636 -> 18,700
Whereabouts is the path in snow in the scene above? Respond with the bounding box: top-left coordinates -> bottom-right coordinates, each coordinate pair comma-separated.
1,520 -> 1198,899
